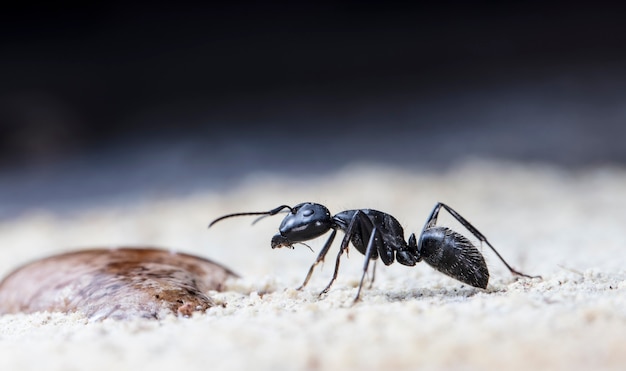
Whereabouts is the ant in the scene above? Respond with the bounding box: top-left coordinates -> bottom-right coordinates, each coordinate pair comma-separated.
209,202 -> 539,302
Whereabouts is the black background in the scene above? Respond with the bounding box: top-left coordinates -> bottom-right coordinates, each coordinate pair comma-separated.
1,2 -> 626,216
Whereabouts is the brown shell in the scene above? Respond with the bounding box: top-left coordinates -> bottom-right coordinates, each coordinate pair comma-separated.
0,247 -> 238,320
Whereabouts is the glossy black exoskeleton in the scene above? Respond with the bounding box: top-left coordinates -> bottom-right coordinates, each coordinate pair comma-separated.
209,202 -> 538,301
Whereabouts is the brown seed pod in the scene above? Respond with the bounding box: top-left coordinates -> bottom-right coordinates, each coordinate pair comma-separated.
0,247 -> 238,320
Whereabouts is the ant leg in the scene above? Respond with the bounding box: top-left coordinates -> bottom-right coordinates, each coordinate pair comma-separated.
420,202 -> 444,230
319,226 -> 353,296
319,210 -> 367,296
354,227 -> 378,303
297,229 -> 337,290
368,260 -> 377,289
428,202 -> 540,279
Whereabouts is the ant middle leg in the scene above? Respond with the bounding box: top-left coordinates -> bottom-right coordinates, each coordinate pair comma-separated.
354,227 -> 379,302
319,210 -> 371,297
368,260 -> 377,289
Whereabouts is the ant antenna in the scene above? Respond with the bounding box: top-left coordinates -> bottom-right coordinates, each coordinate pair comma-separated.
251,208 -> 291,225
208,205 -> 293,228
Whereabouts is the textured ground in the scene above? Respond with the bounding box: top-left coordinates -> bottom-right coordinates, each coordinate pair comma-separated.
1,160 -> 625,371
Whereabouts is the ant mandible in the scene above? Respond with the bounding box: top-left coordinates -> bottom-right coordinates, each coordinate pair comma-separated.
209,202 -> 539,302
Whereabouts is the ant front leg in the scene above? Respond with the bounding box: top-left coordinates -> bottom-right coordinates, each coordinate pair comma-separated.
297,229 -> 337,291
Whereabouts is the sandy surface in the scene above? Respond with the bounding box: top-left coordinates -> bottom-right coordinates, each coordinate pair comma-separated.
1,160 -> 625,370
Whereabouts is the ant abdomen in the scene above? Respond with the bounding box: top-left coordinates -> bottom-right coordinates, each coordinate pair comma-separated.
418,227 -> 489,289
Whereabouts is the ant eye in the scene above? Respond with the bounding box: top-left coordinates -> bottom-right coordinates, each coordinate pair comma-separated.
302,209 -> 314,217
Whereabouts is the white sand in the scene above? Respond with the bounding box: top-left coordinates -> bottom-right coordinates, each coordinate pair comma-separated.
1,160 -> 625,370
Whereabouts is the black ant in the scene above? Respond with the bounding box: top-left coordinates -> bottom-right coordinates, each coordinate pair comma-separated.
209,202 -> 539,302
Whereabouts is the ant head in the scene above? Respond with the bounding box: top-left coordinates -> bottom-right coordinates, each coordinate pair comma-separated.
271,203 -> 333,249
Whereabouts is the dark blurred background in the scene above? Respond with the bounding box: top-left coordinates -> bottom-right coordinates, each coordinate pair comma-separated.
1,2 -> 626,217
